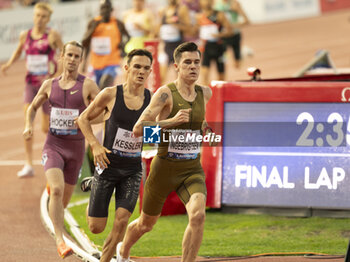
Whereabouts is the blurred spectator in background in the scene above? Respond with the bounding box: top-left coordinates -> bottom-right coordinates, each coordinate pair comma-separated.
82,0 -> 129,89
182,0 -> 200,42
214,0 -> 250,69
156,0 -> 191,84
123,0 -> 154,54
196,0 -> 233,85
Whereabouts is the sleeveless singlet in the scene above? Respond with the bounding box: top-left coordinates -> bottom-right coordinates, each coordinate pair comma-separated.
90,16 -> 122,70
159,8 -> 182,42
198,11 -> 223,42
24,28 -> 56,87
48,74 -> 87,140
103,85 -> 151,166
157,83 -> 205,160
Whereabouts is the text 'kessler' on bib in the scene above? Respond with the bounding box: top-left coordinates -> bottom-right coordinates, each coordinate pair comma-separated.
112,128 -> 143,157
50,107 -> 79,135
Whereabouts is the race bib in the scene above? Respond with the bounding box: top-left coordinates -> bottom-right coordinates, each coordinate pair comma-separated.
199,24 -> 219,41
125,22 -> 144,37
159,24 -> 181,42
112,127 -> 143,157
26,54 -> 48,75
167,129 -> 201,159
91,37 -> 111,55
50,107 -> 79,135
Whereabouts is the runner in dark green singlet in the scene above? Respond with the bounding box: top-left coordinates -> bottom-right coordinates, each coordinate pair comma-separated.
116,42 -> 215,262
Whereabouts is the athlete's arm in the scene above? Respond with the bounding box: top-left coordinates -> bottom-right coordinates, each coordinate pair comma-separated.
133,86 -> 191,137
82,77 -> 100,107
48,29 -> 64,77
1,31 -> 26,75
201,85 -> 218,146
231,0 -> 250,27
177,5 -> 192,35
81,19 -> 99,72
23,79 -> 51,140
77,87 -> 115,168
216,11 -> 234,38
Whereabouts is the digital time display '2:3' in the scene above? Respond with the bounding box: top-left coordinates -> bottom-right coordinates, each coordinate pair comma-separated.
296,112 -> 348,147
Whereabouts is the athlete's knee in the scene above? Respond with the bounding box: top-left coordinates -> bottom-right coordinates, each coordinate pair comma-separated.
189,210 -> 206,227
49,186 -> 64,199
114,215 -> 129,230
88,220 -> 106,234
136,216 -> 155,234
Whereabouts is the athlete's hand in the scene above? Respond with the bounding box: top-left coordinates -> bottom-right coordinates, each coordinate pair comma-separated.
172,108 -> 191,125
1,63 -> 10,75
23,126 -> 33,140
91,143 -> 111,169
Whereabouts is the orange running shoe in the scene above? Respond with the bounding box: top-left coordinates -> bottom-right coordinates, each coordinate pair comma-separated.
46,183 -> 50,195
57,242 -> 73,258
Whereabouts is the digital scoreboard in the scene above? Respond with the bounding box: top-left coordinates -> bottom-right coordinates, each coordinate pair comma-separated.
202,81 -> 350,210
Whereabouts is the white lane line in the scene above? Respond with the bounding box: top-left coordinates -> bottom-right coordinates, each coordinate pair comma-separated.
67,198 -> 90,208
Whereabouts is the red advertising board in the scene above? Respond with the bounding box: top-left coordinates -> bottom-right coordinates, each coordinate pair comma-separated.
319,0 -> 350,13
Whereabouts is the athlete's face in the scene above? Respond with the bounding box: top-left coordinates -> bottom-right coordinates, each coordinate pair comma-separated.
61,44 -> 83,73
175,51 -> 201,82
33,8 -> 51,29
100,2 -> 112,21
125,55 -> 152,85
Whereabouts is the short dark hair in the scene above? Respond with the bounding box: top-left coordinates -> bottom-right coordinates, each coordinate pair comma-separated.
127,49 -> 153,65
62,41 -> 84,57
173,42 -> 201,63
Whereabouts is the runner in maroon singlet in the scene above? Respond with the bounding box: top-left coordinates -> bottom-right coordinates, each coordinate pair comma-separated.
22,41 -> 100,258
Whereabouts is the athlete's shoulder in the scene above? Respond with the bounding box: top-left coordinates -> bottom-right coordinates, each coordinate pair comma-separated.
199,85 -> 212,99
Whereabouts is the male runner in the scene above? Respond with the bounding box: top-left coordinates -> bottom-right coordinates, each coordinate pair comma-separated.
82,0 -> 129,89
1,2 -> 63,177
117,42 -> 214,262
23,41 -> 99,258
77,49 -> 153,262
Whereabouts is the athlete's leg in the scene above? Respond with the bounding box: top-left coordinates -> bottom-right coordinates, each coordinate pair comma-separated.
86,174 -> 115,234
62,183 -> 75,208
99,74 -> 115,89
182,192 -> 206,262
119,211 -> 160,259
46,167 -> 66,246
100,208 -> 131,262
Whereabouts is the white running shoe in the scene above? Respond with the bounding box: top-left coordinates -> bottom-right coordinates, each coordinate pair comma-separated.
116,242 -> 130,262
17,165 -> 34,178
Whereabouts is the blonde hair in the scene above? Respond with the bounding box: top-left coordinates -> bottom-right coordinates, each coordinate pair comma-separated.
34,2 -> 53,16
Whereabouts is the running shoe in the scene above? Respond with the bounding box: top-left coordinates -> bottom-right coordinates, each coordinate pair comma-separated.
80,176 -> 93,192
17,165 -> 34,178
116,242 -> 130,262
57,242 -> 73,258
